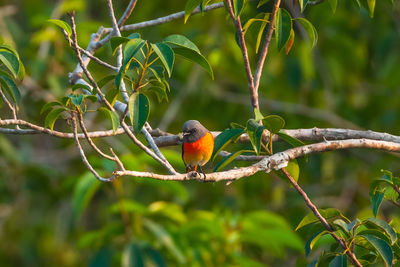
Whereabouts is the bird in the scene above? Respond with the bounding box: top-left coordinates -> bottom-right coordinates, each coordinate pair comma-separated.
181,120 -> 214,175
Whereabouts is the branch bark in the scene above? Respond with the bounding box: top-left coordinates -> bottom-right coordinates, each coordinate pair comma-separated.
281,169 -> 362,267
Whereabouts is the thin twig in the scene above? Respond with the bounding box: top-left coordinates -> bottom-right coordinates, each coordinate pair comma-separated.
104,2 -> 225,33
117,0 -> 138,27
253,0 -> 281,91
71,114 -> 118,182
106,0 -> 130,103
281,169 -> 362,267
68,11 -> 115,112
0,86 -> 19,129
225,0 -> 258,111
76,108 -> 116,161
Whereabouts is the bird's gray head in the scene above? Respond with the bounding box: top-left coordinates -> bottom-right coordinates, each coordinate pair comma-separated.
182,120 -> 208,143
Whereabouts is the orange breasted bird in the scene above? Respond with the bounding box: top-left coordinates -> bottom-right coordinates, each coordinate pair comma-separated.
182,120 -> 214,174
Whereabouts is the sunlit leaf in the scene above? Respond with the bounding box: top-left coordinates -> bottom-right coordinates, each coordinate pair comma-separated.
128,93 -> 150,132
364,218 -> 397,244
98,107 -> 120,133
275,8 -> 292,51
233,0 -> 245,18
214,150 -> 252,172
47,19 -> 72,36
262,115 -> 285,134
305,230 -> 328,256
173,47 -> 213,79
184,0 -> 202,23
212,128 -> 244,161
151,43 -> 174,77
44,107 -> 66,130
295,18 -> 318,47
299,0 -> 308,13
164,34 -> 200,53
296,208 -> 347,231
359,234 -> 393,267
367,0 -> 375,18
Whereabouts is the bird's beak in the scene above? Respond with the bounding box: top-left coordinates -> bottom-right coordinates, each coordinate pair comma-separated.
182,132 -> 190,136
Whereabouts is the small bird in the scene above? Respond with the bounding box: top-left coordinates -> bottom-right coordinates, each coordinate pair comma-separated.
182,120 -> 214,175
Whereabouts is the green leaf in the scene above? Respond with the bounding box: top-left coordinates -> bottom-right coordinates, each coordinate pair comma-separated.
254,108 -> 264,121
357,229 -> 392,244
72,83 -> 92,92
371,192 -> 384,217
214,150 -> 252,172
366,0 -> 375,18
128,93 -> 150,133
296,208 -> 347,231
40,101 -> 63,114
111,36 -> 130,55
84,95 -> 98,103
277,131 -> 304,147
184,0 -> 202,23
305,231 -> 328,256
246,119 -> 265,155
143,219 -> 185,264
262,115 -> 285,134
0,50 -> 20,78
257,0 -> 271,7
275,8 -> 292,51
329,254 -> 347,267
327,0 -> 338,13
72,172 -> 101,223
97,75 -> 116,89
98,107 -> 120,133
151,43 -> 175,77
0,71 -> 21,107
230,122 -> 245,129
295,18 -> 318,47
116,38 -> 146,89
105,88 -> 119,106
364,218 -> 397,244
122,243 -> 144,267
360,234 -> 393,267
44,107 -> 66,130
211,128 -> 245,161
164,34 -> 200,53
299,0 -> 308,12
285,160 -> 300,182
256,14 -> 270,53
233,0 -> 245,17
70,94 -> 84,106
173,47 -> 213,79
143,246 -> 167,267
285,28 -> 295,55
47,19 -> 72,36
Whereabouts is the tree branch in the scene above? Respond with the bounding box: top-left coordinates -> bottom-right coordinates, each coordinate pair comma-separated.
111,139 -> 400,181
68,12 -> 115,111
104,2 -> 225,33
281,169 -> 362,267
225,0 -> 258,111
253,0 -> 281,91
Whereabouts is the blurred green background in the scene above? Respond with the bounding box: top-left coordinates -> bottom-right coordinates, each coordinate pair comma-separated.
0,0 -> 399,266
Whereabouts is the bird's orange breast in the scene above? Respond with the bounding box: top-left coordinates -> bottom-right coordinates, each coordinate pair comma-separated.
183,132 -> 214,167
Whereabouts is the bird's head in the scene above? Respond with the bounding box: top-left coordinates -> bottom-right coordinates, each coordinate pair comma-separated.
182,120 -> 208,143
